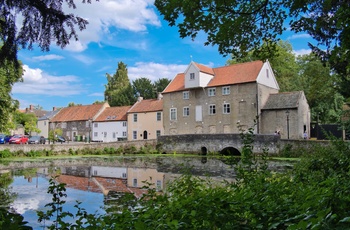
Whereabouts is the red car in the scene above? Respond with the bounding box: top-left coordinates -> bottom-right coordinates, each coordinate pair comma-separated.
9,135 -> 29,144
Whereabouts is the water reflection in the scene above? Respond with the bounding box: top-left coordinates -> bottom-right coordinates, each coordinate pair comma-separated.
0,156 -> 294,229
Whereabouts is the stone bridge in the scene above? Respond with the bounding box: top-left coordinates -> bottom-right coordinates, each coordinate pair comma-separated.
158,133 -> 282,156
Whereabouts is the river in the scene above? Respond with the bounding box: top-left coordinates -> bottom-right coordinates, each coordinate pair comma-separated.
0,155 -> 294,229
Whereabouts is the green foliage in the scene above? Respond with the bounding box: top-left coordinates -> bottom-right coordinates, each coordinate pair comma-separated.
132,77 -> 155,99
0,149 -> 12,158
0,58 -> 22,133
105,62 -> 135,106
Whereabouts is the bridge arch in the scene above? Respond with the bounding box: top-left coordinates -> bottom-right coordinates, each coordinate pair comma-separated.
220,146 -> 241,156
200,146 -> 208,155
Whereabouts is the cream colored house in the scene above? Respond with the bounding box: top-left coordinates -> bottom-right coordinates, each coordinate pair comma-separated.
127,96 -> 163,140
162,60 -> 280,135
37,108 -> 61,138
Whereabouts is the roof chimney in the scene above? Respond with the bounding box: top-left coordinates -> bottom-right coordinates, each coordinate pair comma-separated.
29,104 -> 34,111
53,107 -> 56,111
137,96 -> 143,102
157,93 -> 163,100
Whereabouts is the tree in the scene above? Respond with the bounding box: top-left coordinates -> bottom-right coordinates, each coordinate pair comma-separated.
154,78 -> 171,95
296,54 -> 344,123
104,62 -> 135,106
0,58 -> 22,133
1,0 -> 94,133
0,0 -> 94,69
14,111 -> 40,135
155,0 -> 350,99
132,78 -> 155,99
67,102 -> 82,107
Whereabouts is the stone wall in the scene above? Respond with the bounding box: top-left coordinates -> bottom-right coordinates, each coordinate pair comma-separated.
0,140 -> 157,153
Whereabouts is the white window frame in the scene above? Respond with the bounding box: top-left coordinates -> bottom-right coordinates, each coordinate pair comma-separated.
209,104 -> 216,115
133,178 -> 138,187
170,108 -> 177,121
223,103 -> 231,114
133,113 -> 137,122
94,123 -> 98,128
122,131 -> 127,137
113,132 -> 116,138
122,121 -> 127,127
183,107 -> 189,117
156,130 -> 161,137
222,86 -> 230,95
133,131 -> 137,140
208,88 -> 216,97
190,73 -> 195,80
94,132 -> 98,137
157,112 -> 161,121
183,91 -> 189,100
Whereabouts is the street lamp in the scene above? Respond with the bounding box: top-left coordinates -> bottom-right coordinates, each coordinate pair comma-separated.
286,110 -> 290,139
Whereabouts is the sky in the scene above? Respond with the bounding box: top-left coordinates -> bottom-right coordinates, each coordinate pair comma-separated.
13,0 -> 313,111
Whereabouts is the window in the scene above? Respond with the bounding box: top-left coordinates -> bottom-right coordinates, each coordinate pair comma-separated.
266,69 -> 269,78
122,121 -> 127,127
133,178 -> 138,187
62,122 -> 67,128
157,112 -> 161,121
104,132 -> 107,138
156,180 -> 162,191
209,104 -> 216,115
94,123 -> 98,128
208,88 -> 216,96
86,121 -> 90,127
133,131 -> 137,140
133,114 -> 137,122
156,130 -> 161,137
222,86 -> 230,95
183,107 -> 189,116
183,91 -> 189,99
190,73 -> 195,80
113,132 -> 116,138
44,121 -> 46,126
122,173 -> 127,178
223,103 -> 231,114
170,108 -> 177,121
94,132 -> 98,137
122,131 -> 127,137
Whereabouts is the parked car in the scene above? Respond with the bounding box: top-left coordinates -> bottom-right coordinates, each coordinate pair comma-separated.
4,135 -> 13,143
0,134 -> 6,144
56,135 -> 66,143
28,135 -> 46,144
9,135 -> 29,144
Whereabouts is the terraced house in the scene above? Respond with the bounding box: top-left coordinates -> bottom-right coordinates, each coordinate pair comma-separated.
162,60 -> 310,139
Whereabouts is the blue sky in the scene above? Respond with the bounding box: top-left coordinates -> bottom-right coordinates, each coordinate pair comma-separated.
13,0 -> 312,111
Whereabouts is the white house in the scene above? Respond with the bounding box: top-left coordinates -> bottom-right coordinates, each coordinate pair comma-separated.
92,106 -> 131,142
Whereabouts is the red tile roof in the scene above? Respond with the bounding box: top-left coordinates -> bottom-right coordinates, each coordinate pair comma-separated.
51,103 -> 108,122
95,106 -> 131,122
128,99 -> 163,113
163,60 -> 264,93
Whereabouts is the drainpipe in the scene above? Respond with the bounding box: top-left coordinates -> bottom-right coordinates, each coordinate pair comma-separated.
256,86 -> 259,134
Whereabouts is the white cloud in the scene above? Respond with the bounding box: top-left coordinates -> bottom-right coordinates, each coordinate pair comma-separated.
128,62 -> 188,82
13,65 -> 85,96
63,0 -> 161,52
293,49 -> 312,56
32,54 -> 65,61
74,54 -> 95,65
288,33 -> 311,40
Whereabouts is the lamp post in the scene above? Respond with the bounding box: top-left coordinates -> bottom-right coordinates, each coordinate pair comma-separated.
286,110 -> 290,139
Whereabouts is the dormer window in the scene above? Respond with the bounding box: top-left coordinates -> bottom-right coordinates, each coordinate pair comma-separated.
208,88 -> 216,97
190,73 -> 195,80
183,91 -> 189,99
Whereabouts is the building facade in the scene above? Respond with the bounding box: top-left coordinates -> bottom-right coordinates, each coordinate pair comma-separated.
162,61 -> 280,135
127,96 -> 163,140
92,106 -> 131,142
